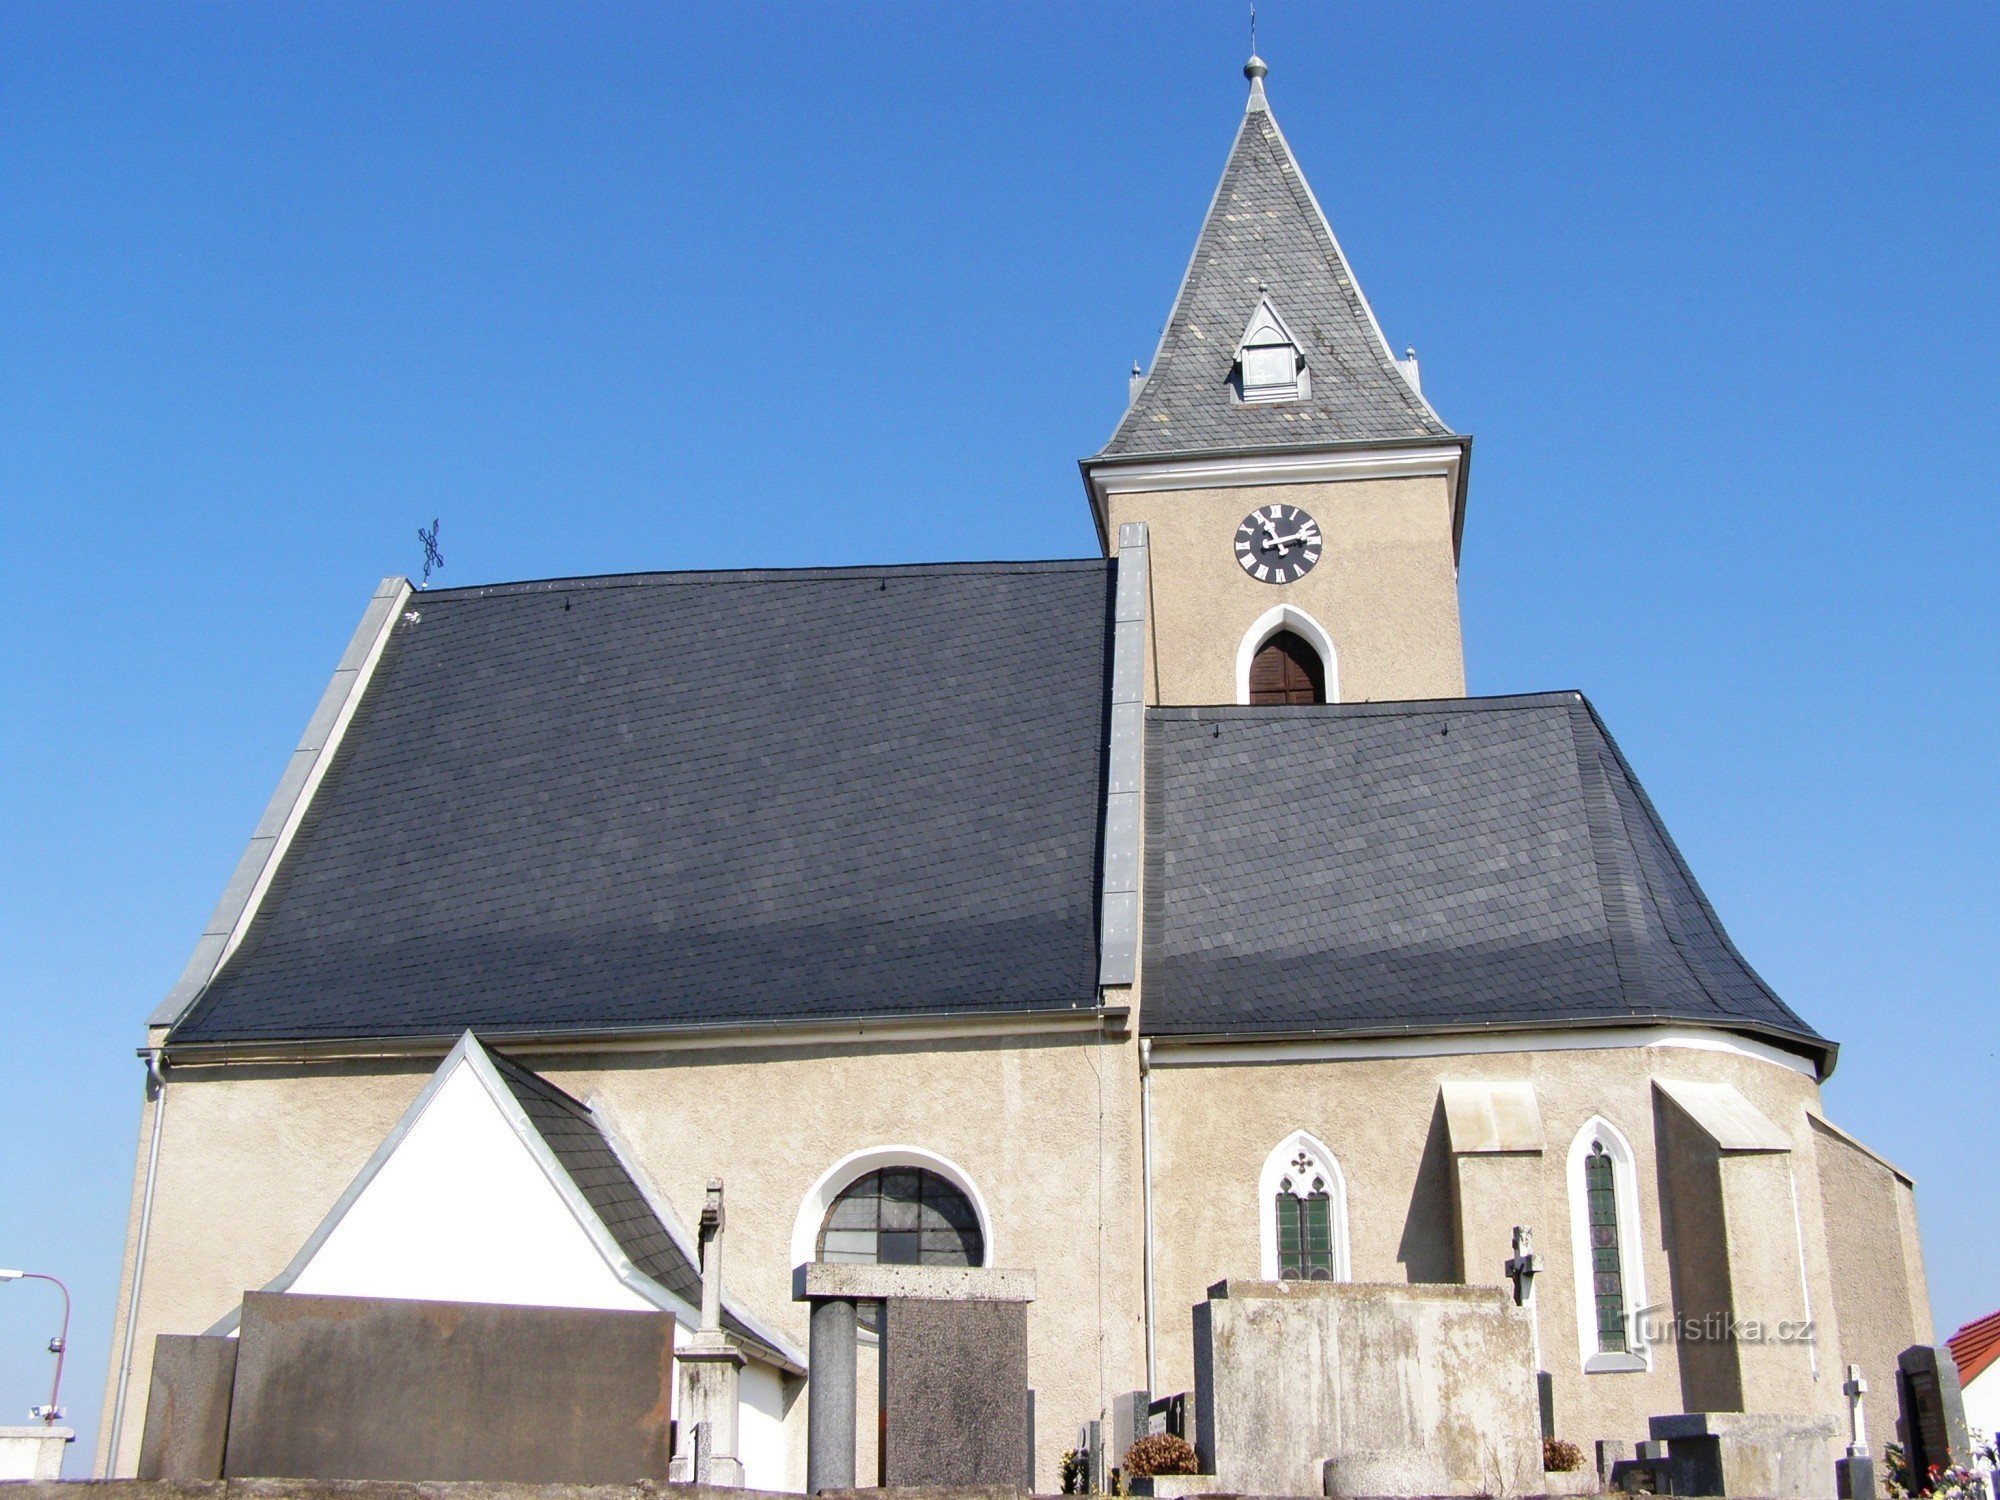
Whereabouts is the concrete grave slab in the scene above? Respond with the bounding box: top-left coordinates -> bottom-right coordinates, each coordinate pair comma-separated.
223,1292 -> 674,1483
137,1335 -> 239,1480
1650,1411 -> 1838,1499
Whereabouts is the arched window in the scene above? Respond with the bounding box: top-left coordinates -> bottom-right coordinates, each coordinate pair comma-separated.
1259,1132 -> 1350,1282
816,1166 -> 983,1266
1248,631 -> 1326,705
1566,1119 -> 1650,1373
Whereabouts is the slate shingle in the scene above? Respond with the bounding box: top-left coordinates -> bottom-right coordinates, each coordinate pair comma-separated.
171,561 -> 1116,1044
1097,87 -> 1453,459
486,1048 -> 793,1365
1142,694 -> 1830,1070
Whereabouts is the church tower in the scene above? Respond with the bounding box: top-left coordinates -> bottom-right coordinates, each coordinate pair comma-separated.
1082,57 -> 1471,707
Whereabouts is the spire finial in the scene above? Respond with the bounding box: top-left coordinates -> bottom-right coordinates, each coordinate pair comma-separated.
1244,6 -> 1269,107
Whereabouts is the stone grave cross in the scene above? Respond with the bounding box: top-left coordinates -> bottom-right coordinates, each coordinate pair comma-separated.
1505,1226 -> 1541,1309
666,1178 -> 745,1487
1836,1363 -> 1878,1500
1506,1225 -> 1551,1440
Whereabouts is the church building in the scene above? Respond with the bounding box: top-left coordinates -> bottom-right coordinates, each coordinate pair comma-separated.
99,55 -> 1935,1488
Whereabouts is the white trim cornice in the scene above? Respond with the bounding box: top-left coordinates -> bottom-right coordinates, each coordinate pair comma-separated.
1087,442 -> 1463,502
1145,1024 -> 1819,1079
152,576 -> 411,1028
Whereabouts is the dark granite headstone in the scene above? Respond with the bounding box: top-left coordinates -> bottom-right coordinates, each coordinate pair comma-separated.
136,1334 -> 239,1480
1897,1344 -> 1972,1487
224,1291 -> 674,1483
878,1296 -> 1029,1489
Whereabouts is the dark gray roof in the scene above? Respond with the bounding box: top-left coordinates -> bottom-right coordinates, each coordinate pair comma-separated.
487,1047 -> 790,1366
171,560 -> 1115,1044
1142,694 -> 1830,1072
1095,79 -> 1454,460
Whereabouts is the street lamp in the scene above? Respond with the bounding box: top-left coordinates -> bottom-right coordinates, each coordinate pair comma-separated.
0,1270 -> 71,1425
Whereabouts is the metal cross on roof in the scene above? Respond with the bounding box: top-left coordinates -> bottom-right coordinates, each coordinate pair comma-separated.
417,518 -> 444,589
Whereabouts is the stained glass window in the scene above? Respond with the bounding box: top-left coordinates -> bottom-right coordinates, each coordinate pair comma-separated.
1585,1142 -> 1627,1353
1273,1150 -> 1336,1280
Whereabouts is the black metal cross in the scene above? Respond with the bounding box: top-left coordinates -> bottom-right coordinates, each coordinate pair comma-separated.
417,518 -> 444,589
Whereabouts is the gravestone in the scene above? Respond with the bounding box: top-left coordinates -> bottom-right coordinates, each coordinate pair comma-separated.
224,1291 -> 675,1482
666,1179 -> 745,1488
796,1262 -> 1034,1493
137,1334 -> 238,1479
1650,1412 -> 1837,1499
1109,1389 -> 1149,1485
1897,1344 -> 1972,1488
1836,1363 -> 1879,1500
1194,1279 -> 1541,1497
878,1297 -> 1029,1487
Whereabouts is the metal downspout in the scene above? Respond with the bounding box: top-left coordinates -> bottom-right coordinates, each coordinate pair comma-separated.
1140,1037 -> 1157,1393
104,1049 -> 166,1474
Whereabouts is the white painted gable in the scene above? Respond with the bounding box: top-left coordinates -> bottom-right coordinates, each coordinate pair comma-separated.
286,1051 -> 653,1313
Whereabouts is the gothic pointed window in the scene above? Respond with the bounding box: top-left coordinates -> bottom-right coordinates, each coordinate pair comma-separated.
1233,296 -> 1309,404
1259,1132 -> 1350,1281
1567,1119 -> 1649,1372
1584,1144 -> 1627,1352
1248,631 -> 1326,705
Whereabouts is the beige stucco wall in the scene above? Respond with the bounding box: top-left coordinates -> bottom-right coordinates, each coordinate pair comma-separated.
1810,1116 -> 1933,1418
95,1030 -> 1147,1489
1106,474 -> 1464,707
1142,1040 -> 1877,1450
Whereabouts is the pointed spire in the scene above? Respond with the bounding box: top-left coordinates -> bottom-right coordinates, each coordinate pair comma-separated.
1092,63 -> 1453,460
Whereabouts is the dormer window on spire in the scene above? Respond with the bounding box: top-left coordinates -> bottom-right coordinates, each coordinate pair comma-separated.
1232,296 -> 1308,404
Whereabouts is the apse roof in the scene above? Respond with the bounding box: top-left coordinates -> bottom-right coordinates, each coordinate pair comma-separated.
168,560 -> 1115,1045
1094,63 -> 1454,461
1141,693 -> 1831,1072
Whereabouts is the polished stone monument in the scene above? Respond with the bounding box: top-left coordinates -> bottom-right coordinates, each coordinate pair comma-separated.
1897,1343 -> 1972,1487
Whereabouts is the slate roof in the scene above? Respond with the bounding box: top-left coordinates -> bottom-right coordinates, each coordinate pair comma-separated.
170,560 -> 1115,1044
1142,693 -> 1831,1071
1095,70 -> 1454,460
487,1047 -> 795,1368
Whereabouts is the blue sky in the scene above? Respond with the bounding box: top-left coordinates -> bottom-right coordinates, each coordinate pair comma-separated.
2,1 -> 1995,1462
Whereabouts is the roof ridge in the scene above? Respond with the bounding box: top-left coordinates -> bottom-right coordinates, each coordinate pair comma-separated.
420,556 -> 1110,600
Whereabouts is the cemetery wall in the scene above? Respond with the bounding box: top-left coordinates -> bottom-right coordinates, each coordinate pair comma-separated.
1144,1038 -> 1886,1451
97,1030 -> 1148,1491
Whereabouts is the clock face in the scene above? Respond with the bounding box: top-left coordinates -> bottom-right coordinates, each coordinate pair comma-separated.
1234,504 -> 1322,584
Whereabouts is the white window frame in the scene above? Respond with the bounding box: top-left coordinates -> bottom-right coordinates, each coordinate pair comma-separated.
1566,1117 -> 1651,1372
1257,1130 -> 1351,1282
1235,604 -> 1340,706
1233,295 -> 1310,404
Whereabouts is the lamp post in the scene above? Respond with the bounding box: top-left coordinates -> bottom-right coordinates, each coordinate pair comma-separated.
0,1271 -> 71,1425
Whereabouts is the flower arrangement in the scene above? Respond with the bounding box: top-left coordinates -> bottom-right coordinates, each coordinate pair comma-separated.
1542,1437 -> 1584,1473
1060,1447 -> 1089,1494
1124,1432 -> 1201,1478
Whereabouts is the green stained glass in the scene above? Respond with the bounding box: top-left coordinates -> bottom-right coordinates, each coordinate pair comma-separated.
1585,1145 -> 1627,1352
